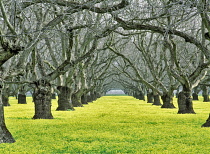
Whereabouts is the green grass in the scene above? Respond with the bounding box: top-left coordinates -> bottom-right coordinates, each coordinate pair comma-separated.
1,96 -> 210,153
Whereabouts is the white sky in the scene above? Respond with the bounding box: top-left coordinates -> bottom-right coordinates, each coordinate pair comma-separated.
106,90 -> 125,94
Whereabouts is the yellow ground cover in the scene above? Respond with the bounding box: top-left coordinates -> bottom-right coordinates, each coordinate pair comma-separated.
0,96 -> 210,153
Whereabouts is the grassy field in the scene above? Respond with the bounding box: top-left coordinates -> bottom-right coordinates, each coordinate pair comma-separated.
1,96 -> 210,153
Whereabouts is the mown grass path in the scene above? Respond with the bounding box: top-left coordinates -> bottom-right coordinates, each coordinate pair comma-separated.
1,96 -> 210,153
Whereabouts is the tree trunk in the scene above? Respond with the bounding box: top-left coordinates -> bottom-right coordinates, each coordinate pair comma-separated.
96,92 -> 101,99
81,94 -> 88,104
32,80 -> 53,119
32,91 -> 35,102
56,86 -> 74,111
203,95 -> 210,102
18,86 -> 27,104
0,88 -> 15,143
177,86 -> 195,114
51,93 -> 56,99
202,86 -> 209,102
87,94 -> 92,103
90,91 -> 97,102
133,92 -> 137,99
153,94 -> 162,106
2,95 -> 10,106
18,94 -> 27,104
139,91 -> 145,101
202,114 -> 210,127
192,93 -> 199,100
136,91 -> 145,101
161,93 -> 176,108
147,92 -> 154,103
71,93 -> 83,107
175,92 -> 178,98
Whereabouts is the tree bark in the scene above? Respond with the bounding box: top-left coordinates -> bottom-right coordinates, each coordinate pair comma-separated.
203,95 -> 210,102
139,91 -> 145,101
133,92 -> 137,99
90,91 -> 97,101
56,86 -> 74,111
136,91 -> 145,101
0,88 -> 15,143
192,86 -> 200,100
96,92 -> 101,99
87,94 -> 92,103
177,86 -> 195,114
161,93 -> 176,108
202,86 -> 209,102
202,114 -> 210,127
153,94 -> 162,106
175,92 -> 178,98
18,86 -> 27,104
192,93 -> 199,100
32,80 -> 53,119
147,92 -> 154,103
18,94 -> 27,104
51,93 -> 56,99
2,95 -> 10,106
71,93 -> 83,107
81,94 -> 88,104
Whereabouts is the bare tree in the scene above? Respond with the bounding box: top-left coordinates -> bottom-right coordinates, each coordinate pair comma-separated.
0,0 -> 129,143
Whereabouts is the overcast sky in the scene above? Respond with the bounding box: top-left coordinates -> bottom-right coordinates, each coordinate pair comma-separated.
106,90 -> 125,95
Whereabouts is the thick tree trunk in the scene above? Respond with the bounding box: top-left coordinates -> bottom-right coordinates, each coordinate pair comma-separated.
51,93 -> 56,99
0,89 -> 15,143
87,94 -> 92,103
153,94 -> 162,106
136,91 -> 145,101
192,93 -> 199,100
56,86 -> 74,111
96,92 -> 101,99
177,86 -> 195,114
2,95 -> 10,106
161,93 -> 176,108
202,114 -> 210,127
81,94 -> 88,104
18,86 -> 27,104
202,86 -> 209,102
71,93 -> 83,107
139,91 -> 145,101
133,92 -> 137,99
32,80 -> 53,119
203,95 -> 210,102
18,94 -> 27,104
90,91 -> 97,102
147,92 -> 154,103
